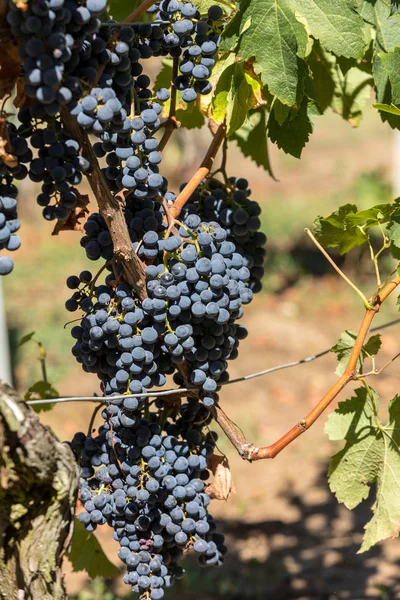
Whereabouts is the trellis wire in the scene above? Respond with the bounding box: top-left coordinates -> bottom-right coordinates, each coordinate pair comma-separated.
25,317 -> 400,406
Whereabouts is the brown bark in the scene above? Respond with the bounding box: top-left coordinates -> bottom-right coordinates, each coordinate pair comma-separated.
0,382 -> 78,600
60,109 -> 147,300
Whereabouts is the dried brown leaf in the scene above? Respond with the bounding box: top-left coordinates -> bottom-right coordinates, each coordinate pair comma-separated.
52,189 -> 90,235
206,454 -> 235,501
14,77 -> 30,109
0,9 -> 21,99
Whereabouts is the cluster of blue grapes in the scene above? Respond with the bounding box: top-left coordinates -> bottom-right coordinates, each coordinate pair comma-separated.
65,206 -> 261,595
91,104 -> 167,197
180,177 -> 266,293
7,0 -> 107,116
0,124 -> 32,275
152,1 -> 224,103
67,214 -> 251,407
21,119 -> 90,221
80,194 -> 167,262
71,397 -> 225,599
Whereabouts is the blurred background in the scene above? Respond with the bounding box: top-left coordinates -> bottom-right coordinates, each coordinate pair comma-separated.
3,101 -> 400,599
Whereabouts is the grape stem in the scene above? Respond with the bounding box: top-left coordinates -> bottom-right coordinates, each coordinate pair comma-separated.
60,108 -> 147,300
158,56 -> 180,152
169,121 -> 227,219
124,0 -> 160,23
211,275 -> 400,461
305,228 -> 373,309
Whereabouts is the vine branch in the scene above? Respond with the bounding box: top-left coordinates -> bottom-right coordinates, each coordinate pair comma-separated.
213,275 -> 400,461
60,109 -> 147,300
170,122 -> 226,219
124,0 -> 159,23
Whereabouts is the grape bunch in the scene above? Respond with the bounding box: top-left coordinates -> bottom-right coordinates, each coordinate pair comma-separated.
80,194 -> 167,262
7,0 -> 107,116
3,0 -> 267,596
0,124 -> 32,275
22,120 -> 90,221
179,177 -> 266,292
152,1 -> 225,103
71,399 -> 225,599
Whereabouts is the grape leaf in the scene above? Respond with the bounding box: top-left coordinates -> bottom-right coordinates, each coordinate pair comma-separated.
325,389 -> 400,552
224,0 -> 308,106
273,99 -> 291,126
107,0 -> 139,21
373,54 -> 400,129
212,60 -> 261,135
331,331 -> 381,376
391,0 -> 400,15
153,60 -> 205,128
24,381 -> 58,413
231,109 -> 275,176
18,331 -> 35,347
268,97 -> 313,158
68,518 -> 119,578
191,0 -> 230,13
373,102 -> 400,116
308,45 -> 372,126
357,0 -> 400,52
379,47 -> 400,105
293,0 -> 366,59
176,102 -> 205,129
307,47 -> 335,112
313,202 -> 395,254
387,207 -> 400,249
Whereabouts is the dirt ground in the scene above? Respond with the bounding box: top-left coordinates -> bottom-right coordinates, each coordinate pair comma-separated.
5,105 -> 400,599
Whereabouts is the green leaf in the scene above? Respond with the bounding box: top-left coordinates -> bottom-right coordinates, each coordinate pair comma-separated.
313,202 -> 396,254
231,109 -> 274,176
268,97 -> 313,158
211,60 -> 260,135
191,0 -> 230,13
68,518 -> 119,579
294,0 -> 366,59
18,331 -> 35,347
331,331 -> 381,376
307,46 -> 336,112
325,389 -> 400,552
391,0 -> 400,16
219,0 -> 250,53
226,63 -> 253,135
373,102 -> 400,116
387,207 -> 400,248
212,57 -> 236,123
273,99 -> 291,126
153,60 -> 205,128
358,0 -> 400,52
24,381 -> 58,413
308,45 -> 372,126
380,47 -> 400,105
175,103 -> 205,129
373,54 -> 400,129
153,60 -> 173,92
108,0 -> 139,21
228,0 -> 308,106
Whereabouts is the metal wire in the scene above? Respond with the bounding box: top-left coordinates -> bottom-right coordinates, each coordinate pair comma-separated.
25,317 -> 400,406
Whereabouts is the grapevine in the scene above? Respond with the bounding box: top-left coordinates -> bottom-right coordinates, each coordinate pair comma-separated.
2,0 -> 400,598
